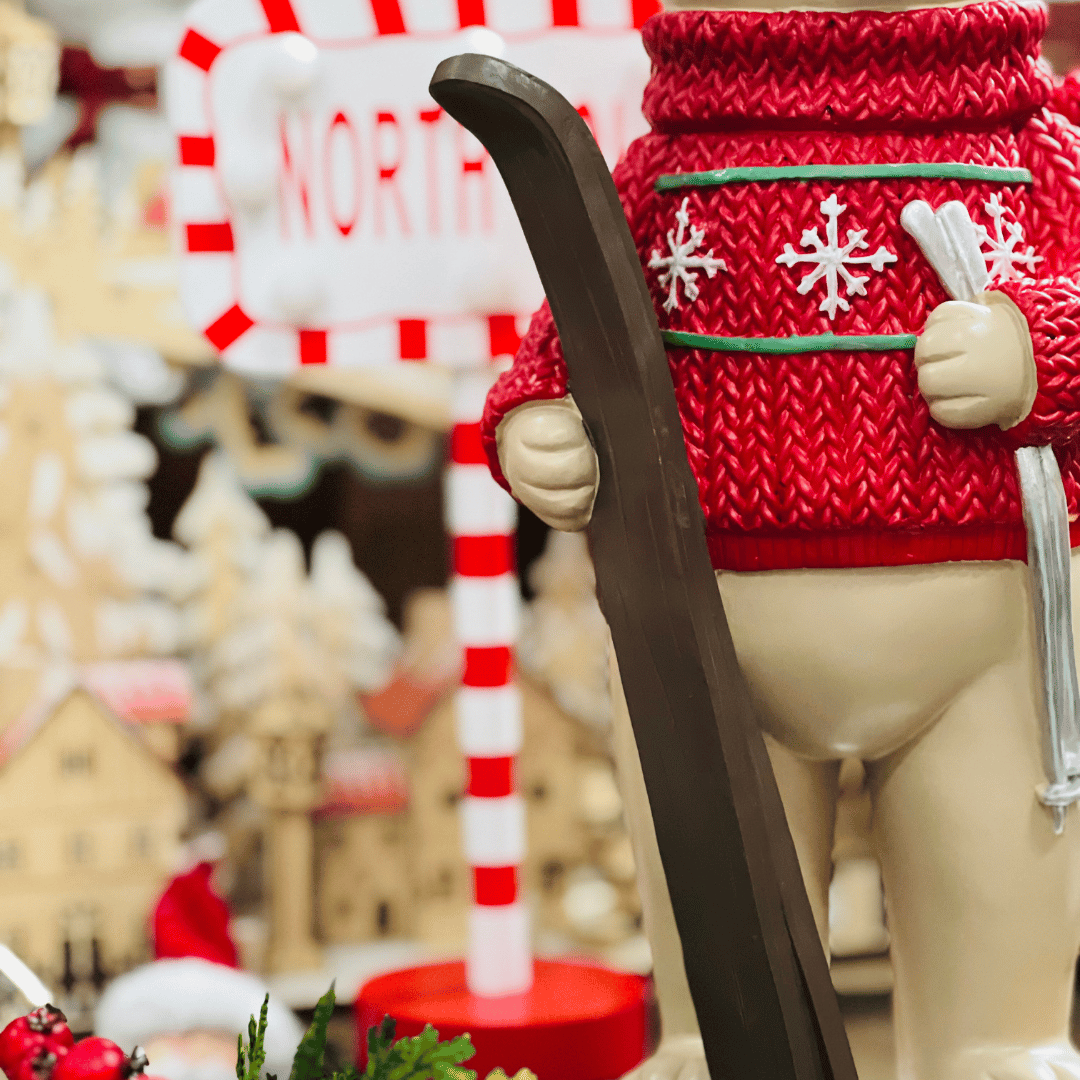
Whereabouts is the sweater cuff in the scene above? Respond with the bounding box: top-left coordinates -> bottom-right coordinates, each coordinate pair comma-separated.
996,276 -> 1080,447
480,303 -> 569,492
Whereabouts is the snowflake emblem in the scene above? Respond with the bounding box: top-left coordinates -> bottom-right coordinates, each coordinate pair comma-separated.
776,193 -> 898,320
648,197 -> 727,313
976,194 -> 1041,284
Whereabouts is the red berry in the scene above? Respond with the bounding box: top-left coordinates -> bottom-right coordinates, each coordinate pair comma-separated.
0,1008 -> 71,1075
11,1046 -> 68,1080
51,1042 -> 146,1080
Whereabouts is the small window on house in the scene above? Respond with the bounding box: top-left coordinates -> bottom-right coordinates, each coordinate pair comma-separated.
376,902 -> 391,936
66,833 -> 92,866
0,841 -> 19,870
435,867 -> 454,897
130,828 -> 152,862
59,749 -> 93,777
541,859 -> 565,892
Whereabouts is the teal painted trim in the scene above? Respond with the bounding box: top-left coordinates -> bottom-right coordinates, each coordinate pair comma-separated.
661,330 -> 918,354
655,163 -> 1034,191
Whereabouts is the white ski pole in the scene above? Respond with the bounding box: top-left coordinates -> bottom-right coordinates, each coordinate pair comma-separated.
902,199 -> 1080,832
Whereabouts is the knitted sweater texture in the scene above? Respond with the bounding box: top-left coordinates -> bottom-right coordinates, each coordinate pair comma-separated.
482,0 -> 1080,571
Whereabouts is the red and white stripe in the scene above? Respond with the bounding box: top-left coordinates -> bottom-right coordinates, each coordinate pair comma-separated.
168,0 -> 656,372
448,370 -> 529,997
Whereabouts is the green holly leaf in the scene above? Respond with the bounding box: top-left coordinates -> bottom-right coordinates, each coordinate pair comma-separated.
290,985 -> 337,1080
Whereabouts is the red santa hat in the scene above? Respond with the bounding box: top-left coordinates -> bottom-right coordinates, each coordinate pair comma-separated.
152,861 -> 238,969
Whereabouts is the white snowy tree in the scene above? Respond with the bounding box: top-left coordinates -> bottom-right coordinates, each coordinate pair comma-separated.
519,530 -> 611,731
0,273 -> 194,727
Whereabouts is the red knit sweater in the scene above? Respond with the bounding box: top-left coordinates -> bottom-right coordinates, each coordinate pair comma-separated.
482,0 -> 1080,571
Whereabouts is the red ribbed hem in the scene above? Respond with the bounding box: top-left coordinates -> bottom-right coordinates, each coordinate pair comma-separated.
707,523 -> 1080,571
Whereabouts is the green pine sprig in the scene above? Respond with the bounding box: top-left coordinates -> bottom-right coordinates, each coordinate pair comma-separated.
236,995 -> 270,1080
361,1016 -> 476,1080
235,989 -> 478,1080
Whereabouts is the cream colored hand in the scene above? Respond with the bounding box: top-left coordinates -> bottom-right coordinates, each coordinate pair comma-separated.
496,396 -> 599,531
914,291 -> 1037,431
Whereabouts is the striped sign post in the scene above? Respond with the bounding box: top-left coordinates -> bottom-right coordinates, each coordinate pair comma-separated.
448,370 -> 528,996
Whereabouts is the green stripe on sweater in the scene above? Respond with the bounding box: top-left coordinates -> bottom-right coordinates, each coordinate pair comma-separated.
661,330 -> 918,354
655,163 -> 1033,191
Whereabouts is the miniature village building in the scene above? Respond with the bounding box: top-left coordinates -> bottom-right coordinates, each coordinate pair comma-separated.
313,747 -> 412,945
0,673 -> 188,1012
310,568 -> 645,966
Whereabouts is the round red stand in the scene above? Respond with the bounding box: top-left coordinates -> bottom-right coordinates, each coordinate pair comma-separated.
355,959 -> 649,1080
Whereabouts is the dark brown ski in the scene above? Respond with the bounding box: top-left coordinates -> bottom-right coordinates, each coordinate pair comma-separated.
429,54 -> 858,1080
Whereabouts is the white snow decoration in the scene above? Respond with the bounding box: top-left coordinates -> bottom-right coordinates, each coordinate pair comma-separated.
977,194 -> 1042,285
21,95 -> 80,172
0,601 -> 29,662
776,193 -> 898,320
648,196 -> 727,313
201,732 -> 255,800
28,452 -> 64,520
562,869 -> 620,928
309,530 -> 401,697
65,385 -> 135,433
36,598 -> 72,657
96,598 -> 182,657
75,431 -> 157,481
173,453 -> 270,552
90,340 -> 185,406
29,528 -> 79,586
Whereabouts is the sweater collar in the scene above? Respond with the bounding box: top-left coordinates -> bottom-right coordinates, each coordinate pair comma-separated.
641,1 -> 1051,132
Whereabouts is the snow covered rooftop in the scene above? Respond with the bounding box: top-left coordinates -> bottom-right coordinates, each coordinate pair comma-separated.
314,747 -> 409,818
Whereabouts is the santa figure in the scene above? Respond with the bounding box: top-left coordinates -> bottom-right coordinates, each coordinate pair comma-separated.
94,843 -> 302,1080
485,2 -> 1080,1080
93,960 -> 302,1080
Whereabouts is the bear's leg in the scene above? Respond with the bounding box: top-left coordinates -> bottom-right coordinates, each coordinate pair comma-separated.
867,653 -> 1080,1080
609,649 -> 840,1080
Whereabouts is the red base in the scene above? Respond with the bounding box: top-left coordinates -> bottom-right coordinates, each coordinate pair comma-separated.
355,959 -> 648,1080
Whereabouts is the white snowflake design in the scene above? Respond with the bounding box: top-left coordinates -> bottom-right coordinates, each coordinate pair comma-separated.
776,193 -> 898,320
976,194 -> 1042,284
648,197 -> 728,313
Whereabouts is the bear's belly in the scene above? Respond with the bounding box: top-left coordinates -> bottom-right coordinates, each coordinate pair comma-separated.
715,555 -> 1053,760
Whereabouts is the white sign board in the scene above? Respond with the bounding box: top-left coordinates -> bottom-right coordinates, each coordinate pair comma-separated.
166,0 -> 654,375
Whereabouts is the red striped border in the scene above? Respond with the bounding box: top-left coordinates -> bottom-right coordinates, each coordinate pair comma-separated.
179,136 -> 215,166
458,0 -> 485,26
399,319 -> 427,360
205,305 -> 254,351
186,223 -> 234,253
179,29 -> 221,71
300,330 -> 327,365
261,0 -> 301,32
464,646 -> 513,688
632,0 -> 660,27
474,865 -> 517,906
372,0 -> 406,34
552,0 -> 579,25
453,535 -> 514,577
467,756 -> 514,797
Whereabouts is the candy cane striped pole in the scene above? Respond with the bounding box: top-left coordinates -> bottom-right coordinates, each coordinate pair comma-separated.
446,370 -> 531,998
